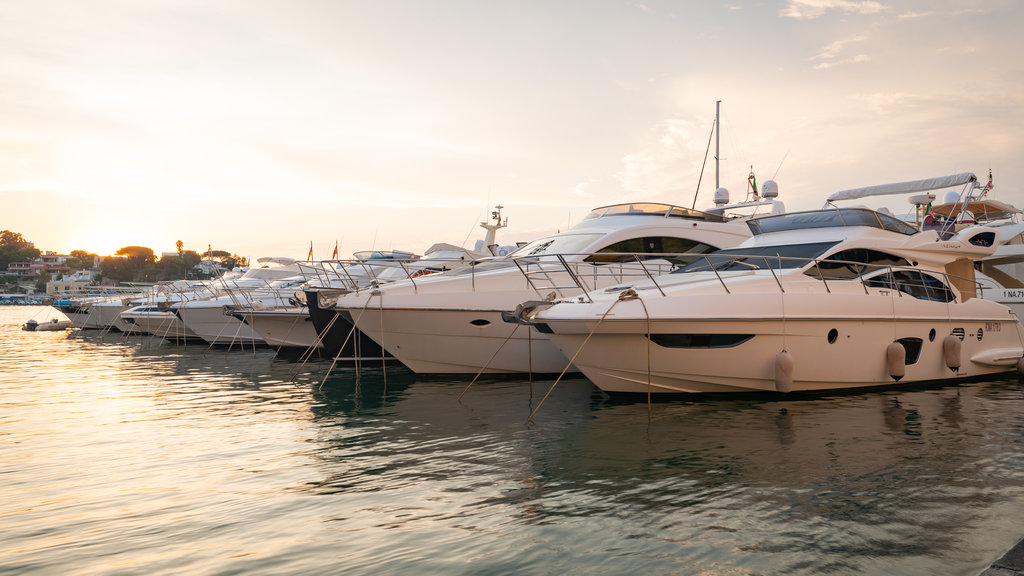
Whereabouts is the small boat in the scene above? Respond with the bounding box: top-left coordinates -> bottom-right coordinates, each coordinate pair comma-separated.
22,318 -> 74,331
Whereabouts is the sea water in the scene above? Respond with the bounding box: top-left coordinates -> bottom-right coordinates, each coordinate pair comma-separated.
2,306 -> 1024,575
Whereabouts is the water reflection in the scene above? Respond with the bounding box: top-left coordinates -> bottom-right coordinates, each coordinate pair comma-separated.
2,306 -> 1024,575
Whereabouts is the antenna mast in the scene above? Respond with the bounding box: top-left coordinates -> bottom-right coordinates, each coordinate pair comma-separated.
715,99 -> 720,190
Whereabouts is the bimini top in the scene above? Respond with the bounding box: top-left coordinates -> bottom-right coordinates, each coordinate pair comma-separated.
826,172 -> 976,203
582,202 -> 727,223
748,208 -> 919,237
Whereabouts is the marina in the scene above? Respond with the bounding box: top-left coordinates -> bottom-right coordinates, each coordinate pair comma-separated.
3,305 -> 1024,574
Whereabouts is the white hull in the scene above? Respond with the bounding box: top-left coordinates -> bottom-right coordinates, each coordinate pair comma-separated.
350,307 -> 572,374
237,308 -> 321,349
121,310 -> 201,340
91,302 -> 142,333
540,295 -> 1024,393
177,305 -> 264,346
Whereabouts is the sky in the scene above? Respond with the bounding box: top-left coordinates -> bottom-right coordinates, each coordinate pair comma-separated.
2,0 -> 1023,260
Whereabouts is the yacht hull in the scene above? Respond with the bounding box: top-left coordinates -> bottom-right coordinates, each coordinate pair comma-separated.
235,308 -> 321,350
541,312 -> 1024,393
176,305 -> 264,346
305,289 -> 391,360
349,307 -> 573,374
121,310 -> 202,341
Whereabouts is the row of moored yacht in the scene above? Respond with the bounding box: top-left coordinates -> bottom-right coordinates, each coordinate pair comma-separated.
55,173 -> 1024,394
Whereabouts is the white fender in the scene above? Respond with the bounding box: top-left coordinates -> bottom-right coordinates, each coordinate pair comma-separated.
887,342 -> 906,381
942,334 -> 962,371
774,350 -> 793,393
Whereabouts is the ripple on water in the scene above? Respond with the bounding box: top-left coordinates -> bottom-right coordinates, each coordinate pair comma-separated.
2,306 -> 1024,575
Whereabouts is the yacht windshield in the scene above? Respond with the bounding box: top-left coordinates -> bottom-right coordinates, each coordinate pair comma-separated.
748,208 -> 919,236
581,203 -> 727,222
509,233 -> 604,258
674,241 -> 840,273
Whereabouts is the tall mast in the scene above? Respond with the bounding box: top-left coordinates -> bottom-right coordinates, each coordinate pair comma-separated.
715,99 -> 720,190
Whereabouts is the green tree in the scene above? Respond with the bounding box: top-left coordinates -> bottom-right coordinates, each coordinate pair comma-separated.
102,246 -> 156,282
0,230 -> 41,271
67,250 -> 98,270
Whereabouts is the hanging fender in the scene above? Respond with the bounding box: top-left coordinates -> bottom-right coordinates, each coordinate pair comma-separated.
774,350 -> 793,393
887,341 -> 906,381
942,334 -> 962,371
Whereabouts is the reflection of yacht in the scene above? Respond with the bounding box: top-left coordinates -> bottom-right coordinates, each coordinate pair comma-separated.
339,195 -> 783,374
527,206 -> 1024,393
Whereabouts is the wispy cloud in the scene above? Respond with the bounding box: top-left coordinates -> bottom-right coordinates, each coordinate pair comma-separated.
782,0 -> 887,20
811,35 -> 872,69
617,118 -> 707,196
897,10 -> 934,19
814,54 -> 872,69
635,4 -> 652,13
812,35 -> 868,60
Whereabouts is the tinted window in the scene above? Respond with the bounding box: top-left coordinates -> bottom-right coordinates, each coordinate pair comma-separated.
674,241 -> 840,273
865,270 -> 956,302
806,249 -> 910,280
748,208 -> 919,236
583,237 -> 718,265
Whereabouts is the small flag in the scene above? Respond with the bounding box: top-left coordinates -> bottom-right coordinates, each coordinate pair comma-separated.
748,167 -> 758,198
331,241 -> 338,260
982,169 -> 993,196
306,241 -> 313,261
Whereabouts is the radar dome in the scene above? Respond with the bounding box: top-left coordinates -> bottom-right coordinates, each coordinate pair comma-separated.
713,187 -> 730,206
944,190 -> 959,204
761,180 -> 779,199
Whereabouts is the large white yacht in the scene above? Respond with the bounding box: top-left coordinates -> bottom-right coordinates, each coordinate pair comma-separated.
524,206 -> 1024,393
335,193 -> 784,374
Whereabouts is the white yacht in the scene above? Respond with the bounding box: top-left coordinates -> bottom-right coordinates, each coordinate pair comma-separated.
300,206 -> 515,360
240,242 -> 493,353
172,257 -> 305,346
336,193 -> 784,374
524,206 -> 1024,393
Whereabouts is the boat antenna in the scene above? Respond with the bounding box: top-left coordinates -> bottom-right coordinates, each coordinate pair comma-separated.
773,149 -> 789,180
691,100 -> 719,209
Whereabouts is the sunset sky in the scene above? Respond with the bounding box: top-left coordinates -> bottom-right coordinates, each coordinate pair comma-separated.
2,0 -> 1022,259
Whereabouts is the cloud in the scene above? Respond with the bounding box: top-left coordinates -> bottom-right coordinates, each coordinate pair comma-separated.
813,53 -> 872,70
570,181 -> 596,199
811,35 -> 868,61
634,4 -> 652,13
616,117 -> 709,196
897,10 -> 934,19
781,0 -> 886,20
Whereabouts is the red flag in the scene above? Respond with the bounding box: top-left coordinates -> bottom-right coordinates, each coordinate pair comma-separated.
306,241 -> 313,261
331,241 -> 338,260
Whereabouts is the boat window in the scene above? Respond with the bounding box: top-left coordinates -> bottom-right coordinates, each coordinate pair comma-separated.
583,237 -> 719,265
509,233 -> 604,258
647,333 -> 754,348
748,208 -> 918,236
805,249 -> 910,280
864,270 -> 956,302
673,241 -> 840,274
968,231 -> 996,247
897,337 -> 924,365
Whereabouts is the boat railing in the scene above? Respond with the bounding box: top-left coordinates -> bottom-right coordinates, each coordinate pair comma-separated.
508,252 -> 698,301
606,252 -> 988,304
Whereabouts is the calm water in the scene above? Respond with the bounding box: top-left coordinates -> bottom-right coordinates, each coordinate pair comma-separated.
2,306 -> 1024,575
